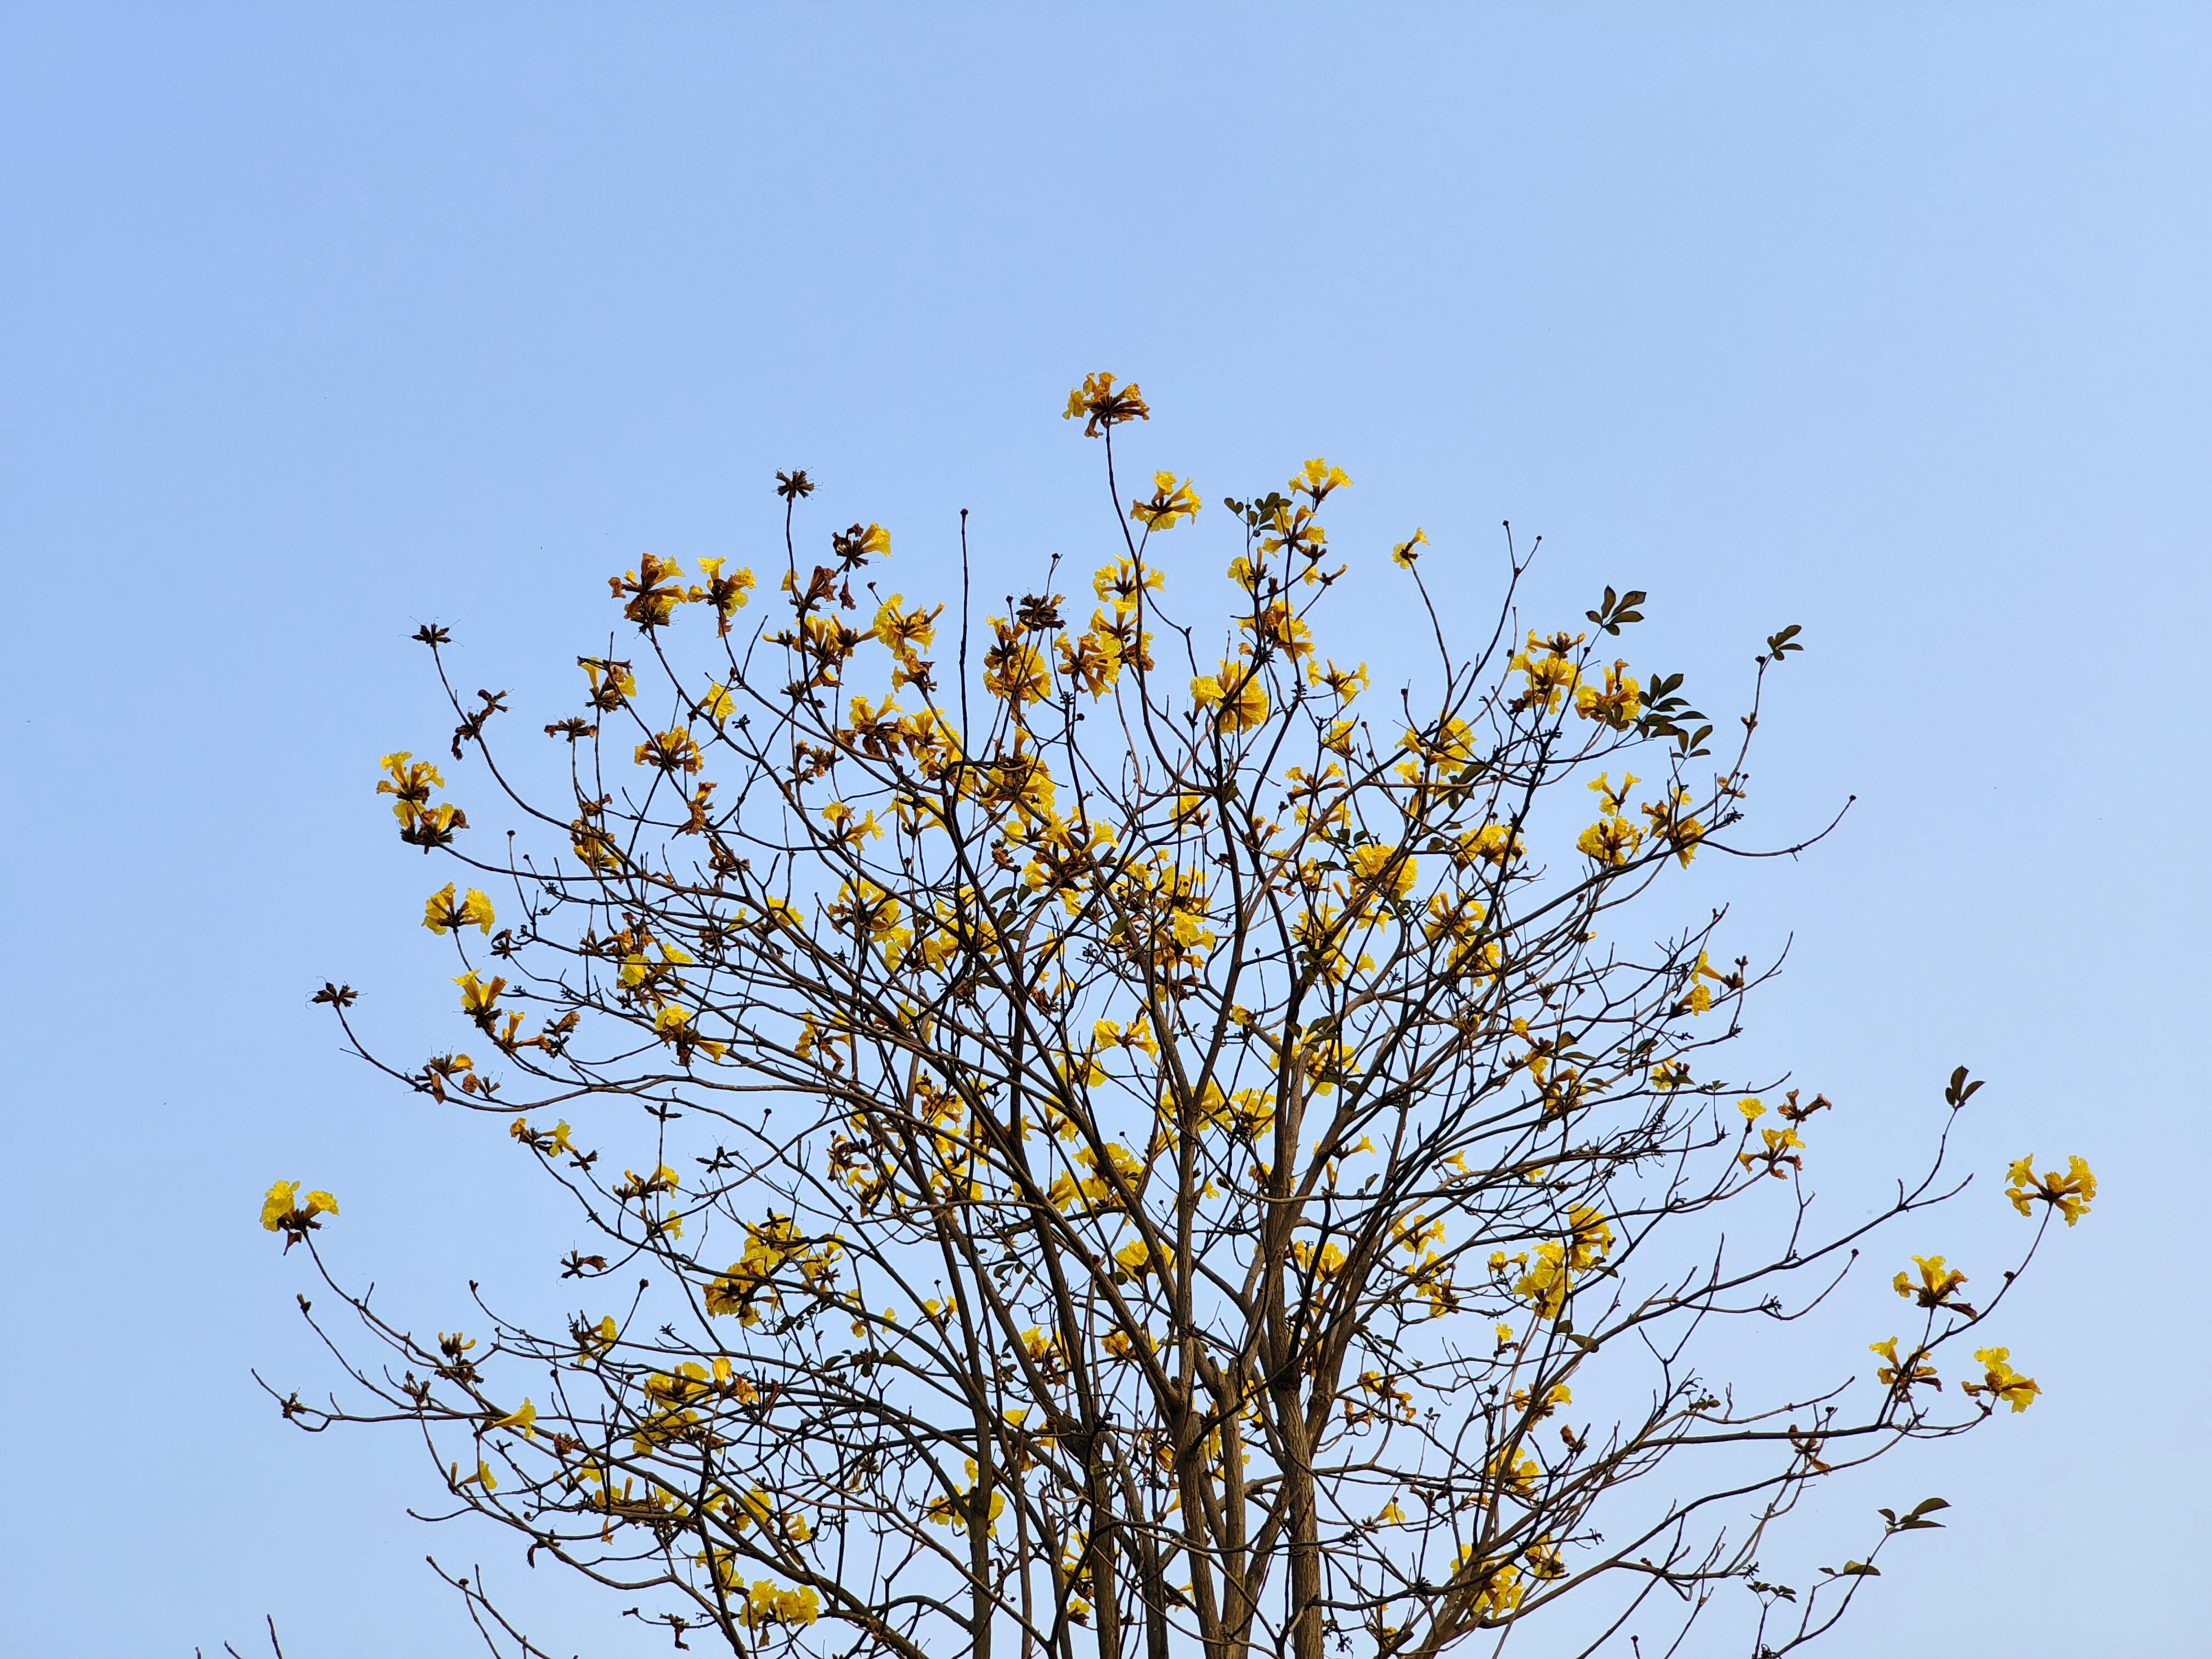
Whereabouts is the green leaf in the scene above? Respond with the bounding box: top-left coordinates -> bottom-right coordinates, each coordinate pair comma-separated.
1944,1068 -> 1985,1109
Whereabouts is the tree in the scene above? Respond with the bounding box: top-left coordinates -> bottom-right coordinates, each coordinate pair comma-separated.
265,374 -> 2094,1659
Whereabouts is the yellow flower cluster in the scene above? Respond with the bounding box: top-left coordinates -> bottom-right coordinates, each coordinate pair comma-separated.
1869,1335 -> 1939,1391
742,1579 -> 820,1632
2005,1153 -> 2095,1226
608,551 -> 760,633
1190,658 -> 1269,733
694,1547 -> 820,1629
1961,1346 -> 2040,1413
507,1115 -> 575,1157
1893,1254 -> 1967,1308
259,1179 -> 338,1250
924,1459 -> 1009,1535
1347,843 -> 1417,909
1737,1123 -> 1804,1177
1576,772 -> 1644,867
1129,470 -> 1201,530
1453,1546 -> 1527,1619
1493,1205 -> 1612,1321
260,1179 -> 337,1229
635,727 -> 703,774
1509,630 -> 1582,712
981,623 -> 1052,707
376,751 -> 466,850
1573,661 -> 1643,728
705,1215 -> 842,1325
422,882 -> 495,935
1063,371 -> 1150,436
1248,459 -> 1349,579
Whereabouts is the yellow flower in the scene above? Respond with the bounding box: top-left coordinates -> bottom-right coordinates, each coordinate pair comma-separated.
1455,1550 -> 1525,1617
1512,1242 -> 1573,1318
1456,822 -> 1524,868
1487,1445 -> 1541,1502
1093,556 -> 1165,613
635,727 -> 703,774
1639,786 -> 1706,866
871,594 -> 941,658
423,883 -> 495,935
2004,1153 -> 2096,1226
532,1119 -> 574,1155
1737,1124 -> 1804,1176
741,1579 -> 820,1630
692,558 -> 757,635
455,971 -> 507,1020
1391,527 -> 1428,568
1063,371 -> 1150,436
826,522 -> 891,565
821,800 -> 885,845
1057,620 -> 1125,696
1508,631 -> 1583,710
1573,661 -> 1643,729
1114,1238 -> 1159,1280
1576,814 -> 1643,867
924,1483 -> 1007,1536
577,656 -> 637,701
1893,1254 -> 1968,1308
1962,1346 -> 2041,1413
259,1180 -> 337,1248
1587,771 -> 1638,815
1237,600 -> 1313,663
1309,658 -> 1369,701
982,636 -> 1051,706
1130,471 -> 1202,531
1738,1097 -> 1765,1122
1681,950 -> 1729,1015
375,751 -> 442,817
610,551 -> 696,628
1291,456 -> 1352,503
493,1398 -> 538,1438
1190,660 -> 1269,732
1510,1381 -> 1572,1418
1293,1238 -> 1347,1279
1869,1335 -> 1938,1390
1565,1204 -> 1612,1271
1348,843 -> 1417,904
1259,503 -> 1330,569
259,1180 -> 299,1230
376,752 -> 466,846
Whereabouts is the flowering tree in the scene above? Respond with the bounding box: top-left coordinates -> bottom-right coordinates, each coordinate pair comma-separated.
265,376 -> 2094,1659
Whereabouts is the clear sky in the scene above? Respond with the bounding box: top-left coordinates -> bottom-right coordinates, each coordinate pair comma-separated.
4,5 -> 2207,1655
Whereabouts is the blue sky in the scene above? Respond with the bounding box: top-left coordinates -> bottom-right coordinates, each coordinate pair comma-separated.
4,5 -> 2207,1654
